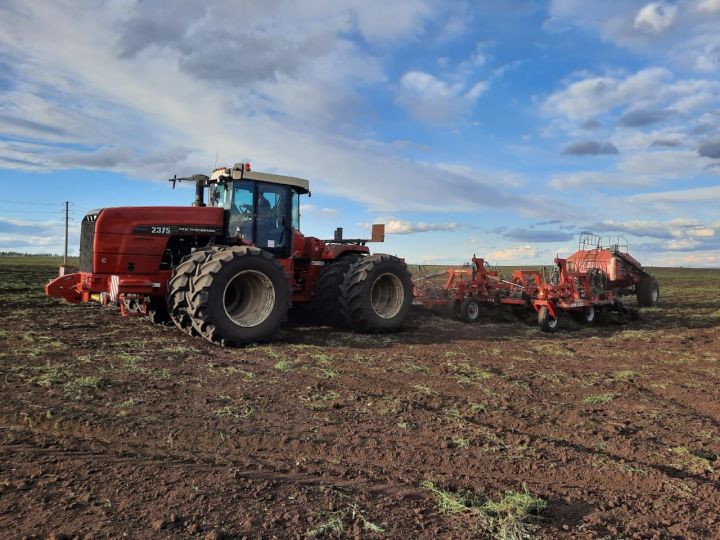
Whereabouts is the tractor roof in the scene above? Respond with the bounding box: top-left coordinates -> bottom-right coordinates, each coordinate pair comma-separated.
210,164 -> 310,193
243,170 -> 310,193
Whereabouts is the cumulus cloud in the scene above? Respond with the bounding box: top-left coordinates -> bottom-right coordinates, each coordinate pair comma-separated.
543,68 -> 672,120
617,108 -> 676,127
395,71 -> 487,123
650,139 -> 682,148
627,184 -> 720,203
698,136 -> 720,158
0,217 -> 80,253
562,140 -> 619,155
589,218 -> 711,239
698,0 -> 720,13
634,2 -> 677,33
487,244 -> 536,262
549,0 -> 720,74
0,0 -> 545,216
384,219 -> 460,234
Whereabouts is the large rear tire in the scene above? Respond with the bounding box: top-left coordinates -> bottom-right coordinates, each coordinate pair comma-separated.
340,254 -> 413,332
187,246 -> 290,346
167,247 -> 222,336
315,254 -> 362,328
636,276 -> 659,307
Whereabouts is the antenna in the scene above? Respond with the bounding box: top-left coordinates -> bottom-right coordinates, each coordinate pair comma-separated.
213,150 -> 219,170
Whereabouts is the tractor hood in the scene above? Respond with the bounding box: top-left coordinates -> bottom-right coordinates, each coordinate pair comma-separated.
94,206 -> 224,235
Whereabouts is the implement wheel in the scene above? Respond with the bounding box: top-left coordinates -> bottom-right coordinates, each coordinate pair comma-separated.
459,298 -> 481,323
572,306 -> 595,325
538,306 -> 558,333
187,246 -> 290,346
315,254 -> 362,328
340,254 -> 413,332
636,276 -> 659,307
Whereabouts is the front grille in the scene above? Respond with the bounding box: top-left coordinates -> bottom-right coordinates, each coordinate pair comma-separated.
79,212 -> 99,272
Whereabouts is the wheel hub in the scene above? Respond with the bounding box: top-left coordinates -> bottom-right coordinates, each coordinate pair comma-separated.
370,272 -> 405,319
223,270 -> 276,327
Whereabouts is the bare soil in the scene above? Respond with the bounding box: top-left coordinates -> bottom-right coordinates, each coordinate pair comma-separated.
1,264 -> 719,539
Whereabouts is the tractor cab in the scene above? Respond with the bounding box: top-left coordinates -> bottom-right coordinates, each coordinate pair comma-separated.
206,163 -> 309,258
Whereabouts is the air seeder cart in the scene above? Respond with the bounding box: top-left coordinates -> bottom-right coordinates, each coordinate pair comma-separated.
414,233 -> 659,333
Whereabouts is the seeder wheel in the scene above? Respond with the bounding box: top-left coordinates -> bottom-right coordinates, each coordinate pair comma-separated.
459,298 -> 481,323
538,306 -> 558,333
572,306 -> 595,325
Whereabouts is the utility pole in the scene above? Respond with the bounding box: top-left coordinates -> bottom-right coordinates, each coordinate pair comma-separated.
64,201 -> 70,266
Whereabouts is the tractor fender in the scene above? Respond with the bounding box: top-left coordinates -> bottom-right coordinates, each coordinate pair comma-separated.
322,243 -> 369,260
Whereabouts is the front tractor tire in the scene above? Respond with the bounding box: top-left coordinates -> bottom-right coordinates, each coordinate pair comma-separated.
636,276 -> 659,307
315,254 -> 362,328
167,247 -> 222,336
340,254 -> 413,333
187,247 -> 290,346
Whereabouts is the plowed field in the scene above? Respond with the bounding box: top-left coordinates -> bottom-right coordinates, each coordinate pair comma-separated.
1,262 -> 719,539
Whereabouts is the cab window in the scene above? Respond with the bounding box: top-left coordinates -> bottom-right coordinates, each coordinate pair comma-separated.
292,191 -> 300,230
228,180 -> 254,243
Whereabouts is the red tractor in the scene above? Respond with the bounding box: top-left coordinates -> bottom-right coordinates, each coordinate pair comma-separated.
45,163 -> 413,346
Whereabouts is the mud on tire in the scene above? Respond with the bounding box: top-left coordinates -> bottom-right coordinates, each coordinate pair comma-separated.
315,254 -> 362,328
187,246 -> 290,346
167,247 -> 223,336
339,254 -> 413,333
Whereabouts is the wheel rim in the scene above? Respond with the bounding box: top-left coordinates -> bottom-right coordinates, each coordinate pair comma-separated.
467,301 -> 480,320
585,306 -> 595,323
545,309 -> 558,329
223,270 -> 276,327
371,272 -> 405,319
651,285 -> 658,303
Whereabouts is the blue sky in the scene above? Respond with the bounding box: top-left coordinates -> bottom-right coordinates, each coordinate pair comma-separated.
1,0 -> 719,266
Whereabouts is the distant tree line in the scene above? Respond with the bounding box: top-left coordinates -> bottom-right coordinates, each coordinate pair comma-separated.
0,252 -> 63,257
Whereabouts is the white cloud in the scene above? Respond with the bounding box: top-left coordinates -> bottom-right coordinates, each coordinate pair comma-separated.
634,3 -> 677,33
300,204 -> 338,219
395,71 -> 487,123
549,170 -> 648,191
591,218 -> 712,239
549,0 -> 720,72
543,68 -> 720,121
698,0 -> 720,13
627,184 -> 720,203
487,244 -> 536,262
383,219 -> 460,234
0,0 -> 538,216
